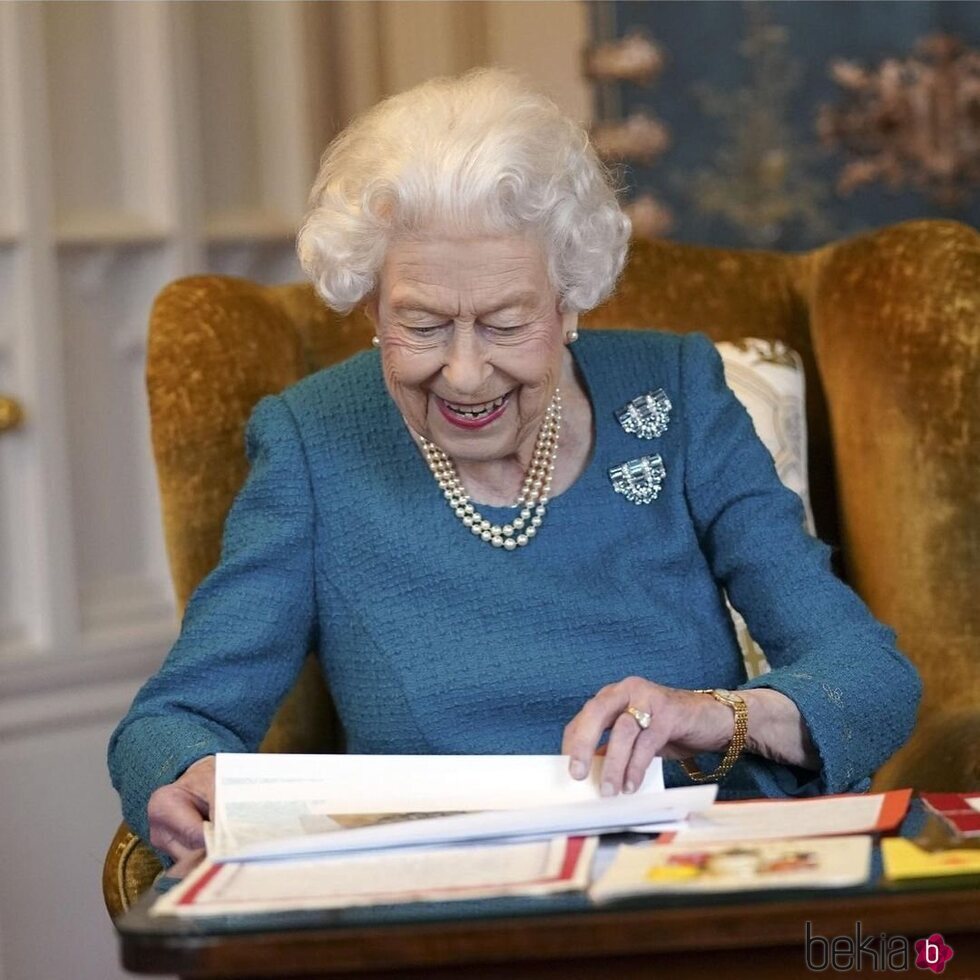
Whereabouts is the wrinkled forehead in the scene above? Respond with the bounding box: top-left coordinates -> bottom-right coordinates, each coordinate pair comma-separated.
380,234 -> 554,313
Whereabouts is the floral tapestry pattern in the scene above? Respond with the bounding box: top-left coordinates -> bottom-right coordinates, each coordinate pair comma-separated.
586,0 -> 980,249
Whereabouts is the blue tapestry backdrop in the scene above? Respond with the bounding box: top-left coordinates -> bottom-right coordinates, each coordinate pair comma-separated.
586,1 -> 980,249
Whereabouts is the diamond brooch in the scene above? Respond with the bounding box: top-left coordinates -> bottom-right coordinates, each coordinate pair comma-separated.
608,455 -> 666,505
616,388 -> 672,440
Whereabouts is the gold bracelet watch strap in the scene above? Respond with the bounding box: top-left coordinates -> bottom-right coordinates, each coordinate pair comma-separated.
681,688 -> 748,784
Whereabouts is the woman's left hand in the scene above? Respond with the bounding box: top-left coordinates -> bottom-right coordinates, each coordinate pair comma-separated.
562,676 -> 733,795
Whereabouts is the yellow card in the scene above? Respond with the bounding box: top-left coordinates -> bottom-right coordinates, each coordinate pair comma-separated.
882,838 -> 980,881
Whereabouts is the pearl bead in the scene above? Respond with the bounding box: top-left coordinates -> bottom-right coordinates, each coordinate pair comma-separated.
421,389 -> 559,552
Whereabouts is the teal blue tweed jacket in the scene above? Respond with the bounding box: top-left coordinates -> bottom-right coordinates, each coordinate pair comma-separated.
109,330 -> 921,845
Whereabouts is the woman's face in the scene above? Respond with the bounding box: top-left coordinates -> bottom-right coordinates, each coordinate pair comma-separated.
368,234 -> 578,464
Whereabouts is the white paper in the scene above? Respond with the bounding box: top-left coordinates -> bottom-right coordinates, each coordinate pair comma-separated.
668,793 -> 889,844
590,834 -> 873,901
216,754 -> 664,810
228,786 -> 714,861
212,753 -> 663,856
209,753 -> 712,863
153,836 -> 598,917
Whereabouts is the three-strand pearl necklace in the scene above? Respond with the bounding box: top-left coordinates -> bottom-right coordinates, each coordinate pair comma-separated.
420,389 -> 562,550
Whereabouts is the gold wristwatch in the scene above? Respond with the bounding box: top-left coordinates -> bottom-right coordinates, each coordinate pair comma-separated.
681,688 -> 748,783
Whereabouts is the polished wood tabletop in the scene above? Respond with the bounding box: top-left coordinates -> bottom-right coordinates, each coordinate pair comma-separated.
117,873 -> 980,979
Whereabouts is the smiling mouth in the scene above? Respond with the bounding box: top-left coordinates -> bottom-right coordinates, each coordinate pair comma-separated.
436,391 -> 513,427
442,393 -> 508,417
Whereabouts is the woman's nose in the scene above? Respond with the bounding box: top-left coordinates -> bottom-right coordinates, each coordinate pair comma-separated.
441,328 -> 491,395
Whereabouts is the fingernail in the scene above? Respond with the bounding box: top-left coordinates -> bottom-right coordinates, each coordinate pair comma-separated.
624,780 -> 635,794
569,759 -> 587,779
601,781 -> 616,797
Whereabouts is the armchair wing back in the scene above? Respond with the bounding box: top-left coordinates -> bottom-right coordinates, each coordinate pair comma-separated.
103,219 -> 979,918
583,220 -> 980,796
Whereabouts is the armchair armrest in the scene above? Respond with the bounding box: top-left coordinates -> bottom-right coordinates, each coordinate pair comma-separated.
103,823 -> 162,920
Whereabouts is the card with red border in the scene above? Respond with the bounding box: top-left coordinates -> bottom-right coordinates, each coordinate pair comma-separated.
921,793 -> 980,839
152,835 -> 597,918
654,789 -> 912,845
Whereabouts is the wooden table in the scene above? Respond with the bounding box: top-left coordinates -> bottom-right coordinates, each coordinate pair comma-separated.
117,876 -> 980,979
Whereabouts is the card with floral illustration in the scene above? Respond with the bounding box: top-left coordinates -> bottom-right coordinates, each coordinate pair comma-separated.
590,834 -> 871,902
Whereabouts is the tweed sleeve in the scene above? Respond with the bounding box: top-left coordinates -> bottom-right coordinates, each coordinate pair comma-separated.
107,394 -> 318,845
679,332 -> 921,796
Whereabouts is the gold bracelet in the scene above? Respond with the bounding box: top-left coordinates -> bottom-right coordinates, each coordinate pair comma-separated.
681,689 -> 748,784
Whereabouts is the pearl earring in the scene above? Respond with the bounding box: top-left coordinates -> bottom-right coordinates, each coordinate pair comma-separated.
566,330 -> 579,343
371,336 -> 381,348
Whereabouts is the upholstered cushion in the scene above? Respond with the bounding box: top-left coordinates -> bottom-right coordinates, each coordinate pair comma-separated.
717,339 -> 815,533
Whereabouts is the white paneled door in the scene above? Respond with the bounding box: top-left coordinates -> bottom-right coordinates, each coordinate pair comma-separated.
0,5 -> 312,977
0,3 -> 589,978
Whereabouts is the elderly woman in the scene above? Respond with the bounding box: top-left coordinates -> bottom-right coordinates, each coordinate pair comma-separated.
109,69 -> 920,871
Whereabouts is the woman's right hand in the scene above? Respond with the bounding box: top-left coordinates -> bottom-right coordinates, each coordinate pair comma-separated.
147,754 -> 215,877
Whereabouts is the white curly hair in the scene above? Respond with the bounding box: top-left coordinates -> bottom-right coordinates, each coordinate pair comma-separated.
297,67 -> 631,315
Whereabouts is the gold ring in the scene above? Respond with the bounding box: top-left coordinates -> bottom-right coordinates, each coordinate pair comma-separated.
625,706 -> 651,730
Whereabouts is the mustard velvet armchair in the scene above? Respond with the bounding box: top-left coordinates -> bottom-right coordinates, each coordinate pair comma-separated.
103,219 -> 979,918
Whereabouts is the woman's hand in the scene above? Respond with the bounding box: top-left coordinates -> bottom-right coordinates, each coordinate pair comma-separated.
147,755 -> 215,877
562,677 -> 734,795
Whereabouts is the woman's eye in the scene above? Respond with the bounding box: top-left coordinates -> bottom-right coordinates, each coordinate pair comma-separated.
409,323 -> 449,337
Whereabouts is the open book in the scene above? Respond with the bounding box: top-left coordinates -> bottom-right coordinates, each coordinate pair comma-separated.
209,753 -> 717,861
151,754 -> 717,917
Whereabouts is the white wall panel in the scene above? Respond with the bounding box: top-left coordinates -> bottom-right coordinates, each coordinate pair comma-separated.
43,3 -> 170,242
42,3 -> 122,226
0,5 -> 591,979
206,241 -> 303,285
12,1 -> 82,658
113,2 -> 178,236
192,2 -> 311,241
0,712 -> 149,980
0,250 -> 31,656
193,2 -> 262,223
0,8 -> 22,241
59,244 -> 176,637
